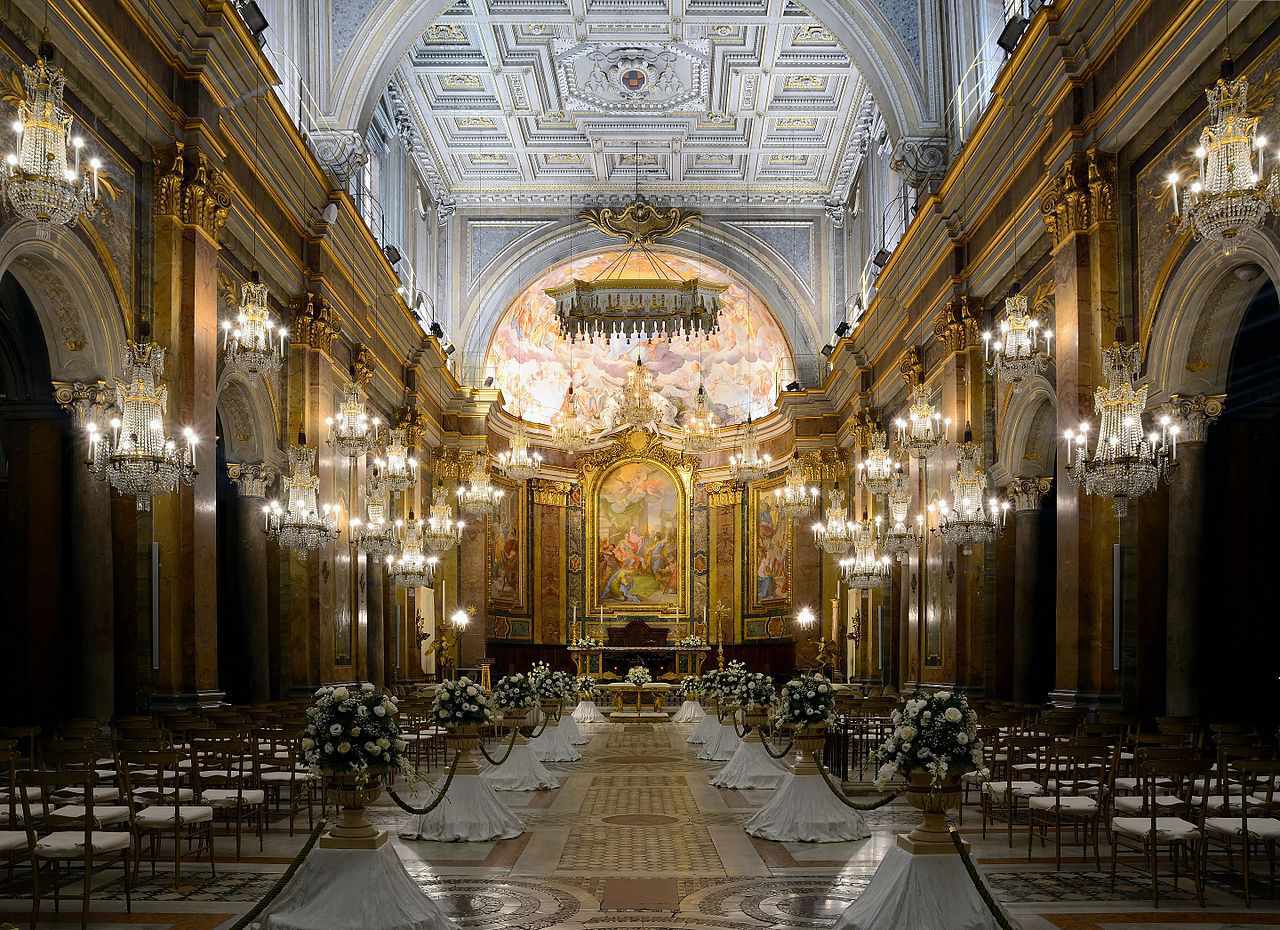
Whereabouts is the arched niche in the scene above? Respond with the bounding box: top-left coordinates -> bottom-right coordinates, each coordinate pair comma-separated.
992,374 -> 1056,486
215,371 -> 282,468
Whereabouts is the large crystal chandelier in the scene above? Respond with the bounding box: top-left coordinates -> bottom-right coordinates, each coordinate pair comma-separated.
85,342 -> 197,512
496,415 -> 543,481
373,427 -> 417,497
349,473 -> 398,556
616,357 -> 663,432
550,380 -> 591,453
838,517 -> 891,590
386,515 -> 439,588
456,454 -> 505,518
421,481 -> 465,554
265,441 -> 340,551
895,384 -> 949,459
682,381 -> 717,454
1064,337 -> 1177,517
773,457 -> 818,520
883,475 -> 922,561
934,428 -> 1006,554
1167,60 -> 1280,245
729,415 -> 772,484
2,53 -> 101,236
858,426 -> 901,495
326,382 -> 379,459
811,483 -> 856,556
982,294 -> 1052,384
220,273 -> 286,377
548,198 -> 725,344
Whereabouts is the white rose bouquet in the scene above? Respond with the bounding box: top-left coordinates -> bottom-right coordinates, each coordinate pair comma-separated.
675,676 -> 703,700
529,660 -> 552,691
550,670 -> 576,700
676,635 -> 707,649
775,672 -> 834,727
714,660 -> 747,702
571,636 -> 602,649
533,666 -> 566,701
872,690 -> 986,789
492,673 -> 535,710
431,675 -> 496,727
575,675 -> 597,697
625,665 -> 653,686
734,671 -> 777,708
303,683 -> 406,776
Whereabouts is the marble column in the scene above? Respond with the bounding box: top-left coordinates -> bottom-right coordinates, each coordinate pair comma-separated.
1008,477 -> 1053,704
1161,394 -> 1223,717
53,381 -> 115,721
228,463 -> 273,704
367,559 -> 385,688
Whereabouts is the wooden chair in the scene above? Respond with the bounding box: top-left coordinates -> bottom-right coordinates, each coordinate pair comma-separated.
117,748 -> 215,887
1027,740 -> 1115,870
0,746 -> 28,882
1110,754 -> 1208,908
19,768 -> 133,929
191,734 -> 265,858
1203,759 -> 1280,905
257,726 -> 317,836
982,735 -> 1050,848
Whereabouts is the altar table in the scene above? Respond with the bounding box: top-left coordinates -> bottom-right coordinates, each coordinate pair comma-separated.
605,682 -> 672,719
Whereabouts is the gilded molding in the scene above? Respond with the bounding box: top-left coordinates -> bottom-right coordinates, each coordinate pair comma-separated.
1007,475 -> 1052,512
706,481 -> 742,507
933,296 -> 978,353
899,346 -> 923,388
352,345 -> 374,386
576,428 -> 695,478
227,461 -> 275,498
1040,154 -> 1091,248
1087,149 -> 1116,226
52,379 -> 111,426
154,143 -> 231,241
532,479 -> 572,506
1158,393 -> 1226,444
291,292 -> 338,353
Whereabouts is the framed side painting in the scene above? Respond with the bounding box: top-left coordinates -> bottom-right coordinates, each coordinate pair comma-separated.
486,476 -> 527,612
748,477 -> 792,614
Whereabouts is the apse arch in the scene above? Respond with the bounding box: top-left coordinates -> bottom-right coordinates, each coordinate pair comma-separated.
0,221 -> 129,383
1145,228 -> 1280,400
325,0 -> 937,149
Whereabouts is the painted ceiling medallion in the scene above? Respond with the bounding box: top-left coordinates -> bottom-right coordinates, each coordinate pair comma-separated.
558,42 -> 709,114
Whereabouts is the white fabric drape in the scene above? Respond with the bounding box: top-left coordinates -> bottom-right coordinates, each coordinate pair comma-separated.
407,774 -> 525,842
743,773 -> 872,843
528,720 -> 582,763
688,713 -> 716,744
671,700 -> 705,723
560,713 -> 590,745
572,700 -> 607,724
481,743 -> 560,791
696,720 -> 740,762
710,738 -> 789,789
832,846 -> 1000,929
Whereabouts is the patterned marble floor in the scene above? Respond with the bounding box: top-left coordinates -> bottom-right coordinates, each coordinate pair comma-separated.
2,720 -> 1279,928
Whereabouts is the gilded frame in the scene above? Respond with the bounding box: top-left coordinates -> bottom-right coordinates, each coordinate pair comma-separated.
485,475 -> 527,612
582,430 -> 692,620
747,475 -> 793,614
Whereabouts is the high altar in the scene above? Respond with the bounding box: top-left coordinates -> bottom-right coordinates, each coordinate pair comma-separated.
568,620 -> 710,680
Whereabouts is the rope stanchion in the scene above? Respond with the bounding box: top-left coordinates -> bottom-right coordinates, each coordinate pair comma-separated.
814,752 -> 903,810
528,712 -> 552,739
949,826 -> 1018,930
760,734 -> 795,760
228,818 -> 326,930
477,724 -> 519,767
385,750 -> 461,816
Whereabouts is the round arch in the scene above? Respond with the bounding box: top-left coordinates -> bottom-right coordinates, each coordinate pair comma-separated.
0,221 -> 129,383
992,374 -> 1056,486
1145,227 -> 1280,400
325,0 -> 936,147
215,372 -> 282,467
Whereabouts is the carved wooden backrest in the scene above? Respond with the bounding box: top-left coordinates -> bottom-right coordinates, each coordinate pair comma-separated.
608,620 -> 669,647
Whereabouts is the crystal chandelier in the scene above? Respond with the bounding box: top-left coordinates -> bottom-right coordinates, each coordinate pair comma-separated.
349,473 -> 398,556
84,342 -> 197,512
2,53 -> 101,237
265,441 -> 340,551
838,517 -> 891,590
616,357 -> 664,432
982,294 -> 1052,384
811,484 -> 856,556
220,273 -> 286,377
373,427 -> 417,497
456,454 -> 505,518
1167,60 -> 1280,245
326,382 -> 380,460
682,381 -> 717,454
496,415 -> 543,481
1064,337 -> 1177,517
933,427 -> 1007,554
421,481 -> 465,554
729,415 -> 772,484
883,475 -> 922,561
550,380 -> 591,453
858,426 -> 901,495
548,198 -> 725,345
895,384 -> 949,459
773,457 -> 819,520
386,515 -> 439,588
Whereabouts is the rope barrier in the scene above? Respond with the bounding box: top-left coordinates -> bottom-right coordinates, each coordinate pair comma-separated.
949,825 -> 1019,930
760,734 -> 795,759
227,818 -> 326,930
477,725 -> 519,767
813,754 -> 903,810
527,712 -> 552,739
384,749 -> 461,816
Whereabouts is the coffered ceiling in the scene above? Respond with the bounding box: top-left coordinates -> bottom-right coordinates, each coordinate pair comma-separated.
388,0 -> 875,207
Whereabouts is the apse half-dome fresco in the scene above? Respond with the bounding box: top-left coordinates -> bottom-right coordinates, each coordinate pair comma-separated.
483,250 -> 793,427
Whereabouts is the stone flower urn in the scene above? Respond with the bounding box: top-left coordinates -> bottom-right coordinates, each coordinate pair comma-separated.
792,721 -> 828,775
741,706 -> 769,743
447,722 -> 483,776
320,767 -> 389,849
540,699 -> 562,724
500,706 -> 531,744
898,766 -> 966,854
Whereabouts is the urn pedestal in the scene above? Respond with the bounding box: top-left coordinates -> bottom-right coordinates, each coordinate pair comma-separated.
320,769 -> 388,850
897,769 -> 965,854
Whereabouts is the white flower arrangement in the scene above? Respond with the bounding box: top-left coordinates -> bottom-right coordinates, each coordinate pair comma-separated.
533,666 -> 572,701
734,671 -> 777,708
575,675 -> 597,696
872,690 -> 986,790
571,636 -> 603,650
303,683 -> 406,776
492,673 -> 535,710
625,665 -> 653,686
431,675 -> 496,727
676,635 -> 707,649
711,660 -> 747,702
775,672 -> 834,727
675,676 -> 703,700
529,660 -> 552,691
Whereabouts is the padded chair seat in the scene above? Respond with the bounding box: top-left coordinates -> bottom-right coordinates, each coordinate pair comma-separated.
0,831 -> 27,852
1113,816 -> 1200,841
1029,795 -> 1097,813
0,787 -> 41,802
203,788 -> 265,806
36,831 -> 131,858
51,805 -> 130,826
53,786 -> 118,802
982,780 -> 1043,797
1114,794 -> 1185,814
135,805 -> 214,826
1045,779 -> 1099,793
133,787 -> 194,803
261,771 -> 312,782
1205,817 -> 1280,840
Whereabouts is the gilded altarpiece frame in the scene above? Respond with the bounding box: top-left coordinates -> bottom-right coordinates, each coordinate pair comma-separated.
485,476 -> 527,613
747,476 -> 793,615
581,430 -> 693,620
